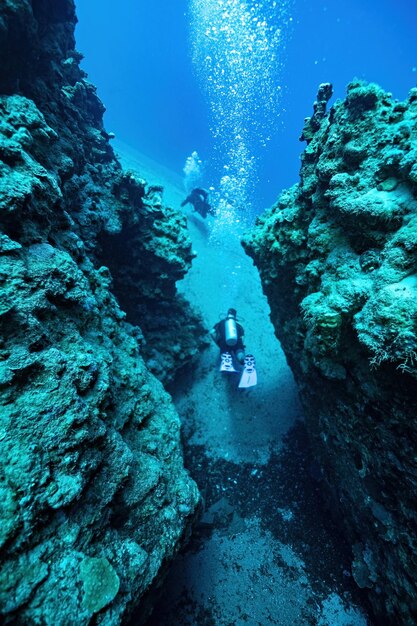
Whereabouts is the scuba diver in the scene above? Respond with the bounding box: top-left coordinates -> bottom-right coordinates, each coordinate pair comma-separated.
210,308 -> 245,367
210,308 -> 257,387
181,188 -> 214,218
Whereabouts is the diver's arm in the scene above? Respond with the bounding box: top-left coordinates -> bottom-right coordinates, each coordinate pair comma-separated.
181,194 -> 192,207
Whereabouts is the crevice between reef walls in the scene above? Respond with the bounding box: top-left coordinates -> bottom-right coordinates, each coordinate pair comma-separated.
0,1 -> 205,624
243,81 -> 417,624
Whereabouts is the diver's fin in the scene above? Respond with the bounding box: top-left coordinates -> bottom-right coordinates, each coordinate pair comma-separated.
220,352 -> 237,373
239,354 -> 257,388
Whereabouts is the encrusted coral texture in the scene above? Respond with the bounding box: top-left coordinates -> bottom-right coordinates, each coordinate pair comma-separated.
243,81 -> 417,624
0,1 -> 202,624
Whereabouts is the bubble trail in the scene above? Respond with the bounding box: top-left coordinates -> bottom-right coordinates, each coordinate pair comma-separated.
189,0 -> 292,229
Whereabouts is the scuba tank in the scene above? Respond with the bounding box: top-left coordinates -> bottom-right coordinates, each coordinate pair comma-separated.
225,317 -> 238,346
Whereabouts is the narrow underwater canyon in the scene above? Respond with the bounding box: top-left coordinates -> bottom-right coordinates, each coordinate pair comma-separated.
0,2 -> 416,626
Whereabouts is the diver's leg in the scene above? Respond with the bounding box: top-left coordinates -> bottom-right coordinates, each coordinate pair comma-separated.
235,349 -> 245,365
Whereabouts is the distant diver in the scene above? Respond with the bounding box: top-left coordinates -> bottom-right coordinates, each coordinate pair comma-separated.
210,308 -> 257,387
181,187 -> 214,218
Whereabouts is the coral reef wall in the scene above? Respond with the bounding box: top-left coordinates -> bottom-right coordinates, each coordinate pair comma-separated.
0,1 -> 202,623
243,81 -> 417,624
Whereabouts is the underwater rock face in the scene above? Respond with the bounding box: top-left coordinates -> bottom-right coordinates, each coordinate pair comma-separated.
244,81 -> 417,624
0,1 -> 201,624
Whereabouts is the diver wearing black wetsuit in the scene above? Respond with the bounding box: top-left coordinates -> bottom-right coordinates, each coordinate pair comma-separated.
181,188 -> 214,218
210,308 -> 245,365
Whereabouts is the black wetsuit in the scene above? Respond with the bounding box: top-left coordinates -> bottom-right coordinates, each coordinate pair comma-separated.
213,319 -> 245,354
181,188 -> 213,218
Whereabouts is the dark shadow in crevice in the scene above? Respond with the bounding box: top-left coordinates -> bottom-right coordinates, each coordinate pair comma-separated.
140,421 -> 376,626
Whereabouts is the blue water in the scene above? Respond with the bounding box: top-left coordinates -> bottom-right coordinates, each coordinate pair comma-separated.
76,0 -> 417,212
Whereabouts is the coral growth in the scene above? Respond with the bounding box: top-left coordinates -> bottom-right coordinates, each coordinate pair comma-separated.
0,1 -> 202,624
244,81 -> 417,624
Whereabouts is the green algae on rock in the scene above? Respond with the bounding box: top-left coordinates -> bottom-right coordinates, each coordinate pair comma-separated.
80,557 -> 121,614
0,1 -> 202,624
243,81 -> 417,624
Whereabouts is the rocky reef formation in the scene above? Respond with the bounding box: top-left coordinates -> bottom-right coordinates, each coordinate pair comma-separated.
0,1 -> 203,623
96,181 -> 208,386
244,81 -> 417,624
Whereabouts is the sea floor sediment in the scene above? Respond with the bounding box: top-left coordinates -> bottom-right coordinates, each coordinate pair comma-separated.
143,385 -> 372,626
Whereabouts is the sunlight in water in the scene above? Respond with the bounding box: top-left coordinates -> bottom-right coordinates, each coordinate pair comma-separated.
189,0 -> 292,229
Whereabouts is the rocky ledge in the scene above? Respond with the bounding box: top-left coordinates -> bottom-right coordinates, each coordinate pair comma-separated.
243,81 -> 417,624
0,1 -> 204,624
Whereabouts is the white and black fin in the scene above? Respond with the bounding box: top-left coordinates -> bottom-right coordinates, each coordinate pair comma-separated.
239,354 -> 257,388
220,352 -> 237,372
